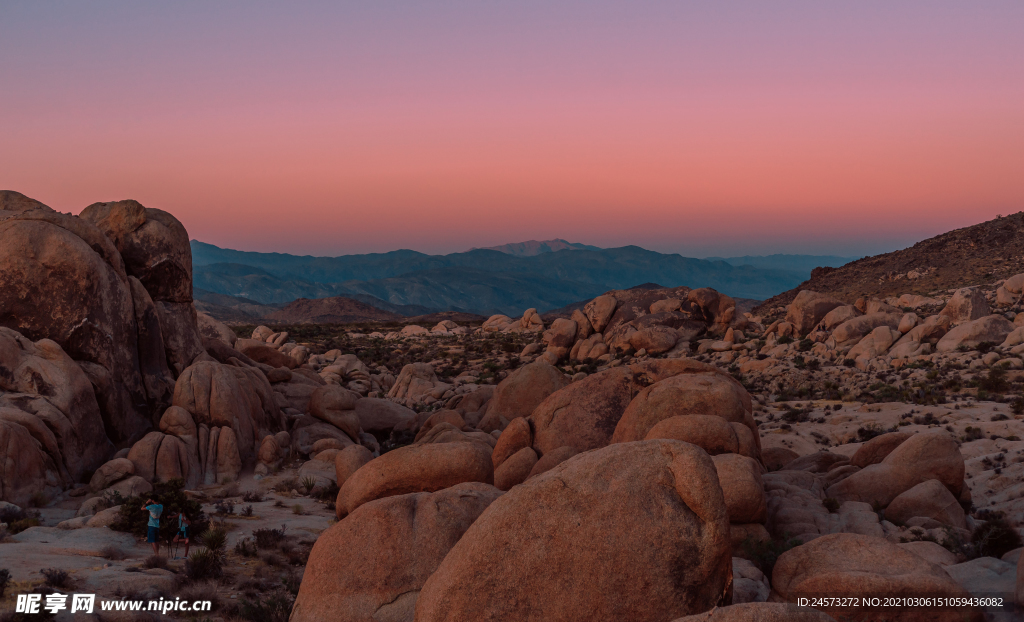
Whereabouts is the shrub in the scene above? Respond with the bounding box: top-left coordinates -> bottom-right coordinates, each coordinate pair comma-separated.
971,515 -> 1023,559
242,491 -> 264,503
241,504 -> 254,517
185,548 -> 222,582
8,517 -> 40,534
312,481 -> 340,503
200,528 -> 227,556
110,478 -> 208,544
235,537 -> 258,558
0,568 -> 10,598
143,555 -> 168,570
253,525 -> 287,550
300,477 -> 318,494
273,478 -> 298,494
214,500 -> 235,515
41,568 -> 71,588
797,338 -> 813,352
823,498 -> 840,513
978,367 -> 1009,393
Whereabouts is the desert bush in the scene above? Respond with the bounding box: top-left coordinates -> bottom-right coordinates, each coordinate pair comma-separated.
214,500 -> 235,515
235,593 -> 293,622
971,515 -> 1023,559
143,555 -> 167,570
241,504 -> 254,517
300,477 -> 318,494
185,548 -> 222,583
253,525 -> 287,549
176,580 -> 220,612
235,537 -> 258,558
242,491 -> 264,503
41,568 -> 70,588
100,545 -> 128,561
0,568 -> 10,597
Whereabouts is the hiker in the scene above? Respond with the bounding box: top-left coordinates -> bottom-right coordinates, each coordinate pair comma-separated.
142,498 -> 163,555
169,510 -> 191,559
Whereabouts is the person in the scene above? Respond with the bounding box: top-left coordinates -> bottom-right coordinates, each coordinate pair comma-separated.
169,510 -> 191,559
142,498 -> 163,555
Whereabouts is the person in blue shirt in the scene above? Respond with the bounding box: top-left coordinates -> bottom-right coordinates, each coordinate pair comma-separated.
168,510 -> 191,559
142,499 -> 163,555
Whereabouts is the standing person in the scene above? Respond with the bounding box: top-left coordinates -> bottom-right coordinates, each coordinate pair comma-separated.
169,510 -> 191,559
142,498 -> 163,556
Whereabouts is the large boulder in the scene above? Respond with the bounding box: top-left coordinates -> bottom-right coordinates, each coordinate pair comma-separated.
0,196 -> 151,443
80,200 -> 204,377
849,431 -> 912,468
292,483 -> 502,622
335,441 -> 493,518
196,311 -> 235,345
488,361 -> 569,424
0,328 -> 115,505
830,313 -> 901,348
172,361 -> 283,466
826,432 -> 964,509
529,359 -> 743,456
772,533 -> 981,622
494,447 -> 538,491
387,363 -> 443,403
786,291 -> 844,336
334,444 -> 373,488
712,453 -> 767,524
884,479 -> 966,529
491,416 -> 532,469
353,397 -> 417,435
935,315 -> 1015,352
414,440 -> 732,622
645,415 -> 740,456
939,288 -> 990,324
309,385 -> 361,442
611,369 -> 757,458
584,295 -> 618,333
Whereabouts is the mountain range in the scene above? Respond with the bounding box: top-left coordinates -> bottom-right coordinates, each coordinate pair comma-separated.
192,240 -> 855,317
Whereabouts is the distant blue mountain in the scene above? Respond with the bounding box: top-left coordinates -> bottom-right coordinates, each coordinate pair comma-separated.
191,241 -> 834,316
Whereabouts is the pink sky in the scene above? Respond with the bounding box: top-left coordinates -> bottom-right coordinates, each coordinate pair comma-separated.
2,2 -> 1022,257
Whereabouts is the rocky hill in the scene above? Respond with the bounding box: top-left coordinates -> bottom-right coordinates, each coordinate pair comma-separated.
754,212 -> 1024,315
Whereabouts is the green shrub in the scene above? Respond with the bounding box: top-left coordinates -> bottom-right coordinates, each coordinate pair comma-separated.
41,568 -> 70,588
185,548 -> 222,582
0,568 -> 10,597
236,593 -> 294,622
253,525 -> 287,549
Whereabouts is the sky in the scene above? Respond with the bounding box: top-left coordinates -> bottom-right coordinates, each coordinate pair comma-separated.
1,1 -> 1022,258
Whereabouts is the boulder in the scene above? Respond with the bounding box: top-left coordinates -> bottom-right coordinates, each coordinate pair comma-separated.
645,415 -> 740,456
309,385 -> 361,442
414,410 -> 466,442
570,309 -> 593,340
234,338 -> 295,369
196,311 -> 235,345
543,318 -> 577,350
761,447 -> 800,472
414,440 -> 732,622
611,370 -> 755,450
772,533 -> 981,622
173,360 -> 282,464
826,432 -> 964,510
215,427 -> 242,483
939,288 -> 990,323
335,441 -> 494,517
935,315 -> 1015,353
292,483 -> 502,622
712,454 -> 767,524
494,447 -> 538,491
89,458 -> 136,492
491,417 -> 532,469
584,295 -> 618,333
782,451 -> 849,474
334,445 -> 374,487
0,201 -> 150,443
0,328 -> 112,495
786,291 -> 844,336
849,431 -> 912,468
898,540 -> 958,566
819,305 -> 861,331
257,435 -> 282,470
353,398 -> 417,435
527,445 -> 578,479
628,326 -> 678,354
884,479 -> 966,529
387,363 -> 442,403
488,361 -> 570,424
830,313 -> 901,347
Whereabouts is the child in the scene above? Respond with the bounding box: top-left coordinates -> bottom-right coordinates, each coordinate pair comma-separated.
142,498 -> 163,555
169,510 -> 191,559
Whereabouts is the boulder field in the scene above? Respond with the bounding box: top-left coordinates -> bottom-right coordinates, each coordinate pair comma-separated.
1,189 -> 1023,620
